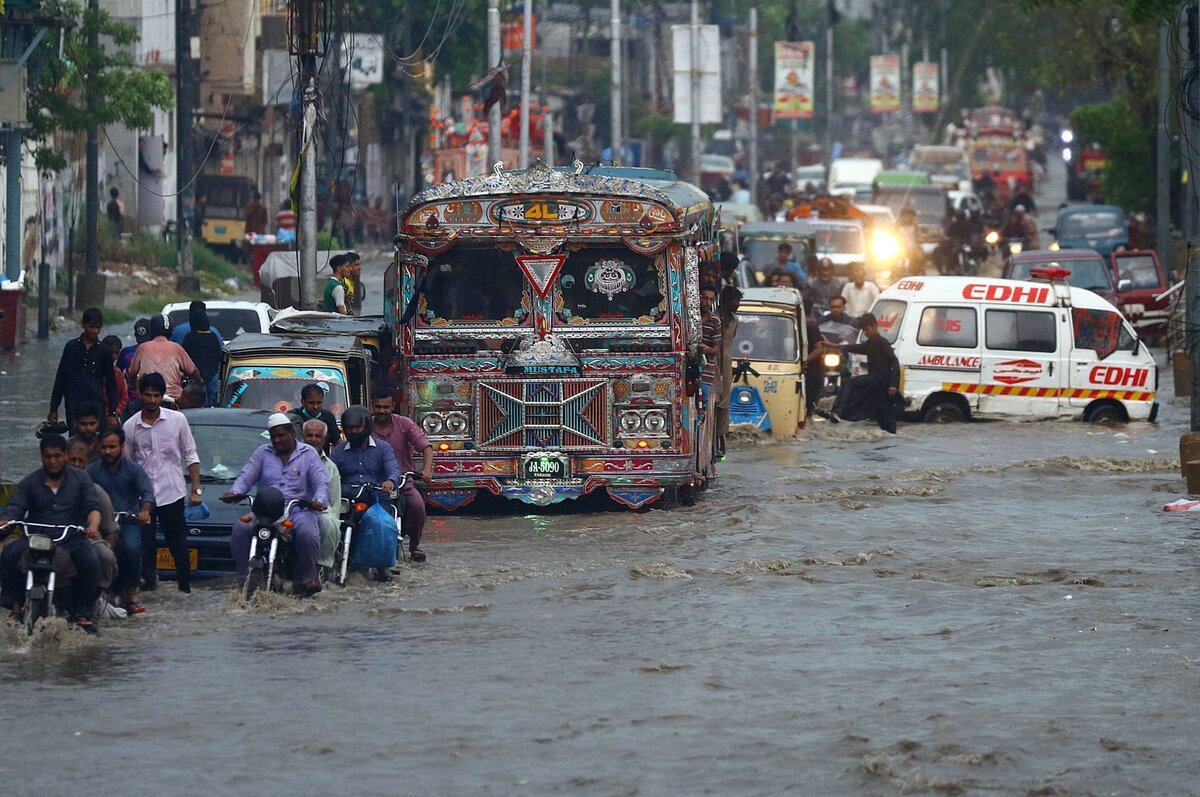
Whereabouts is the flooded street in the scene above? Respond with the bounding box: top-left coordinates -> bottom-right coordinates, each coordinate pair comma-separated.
2,325 -> 1198,793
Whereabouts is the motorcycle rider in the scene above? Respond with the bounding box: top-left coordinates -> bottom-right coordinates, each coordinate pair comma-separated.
822,296 -> 858,329
222,413 -> 329,597
0,435 -> 103,633
330,406 -> 401,570
808,258 -> 847,313
1001,204 -> 1040,250
301,419 -> 343,578
66,441 -> 120,610
370,392 -> 433,562
87,427 -> 154,613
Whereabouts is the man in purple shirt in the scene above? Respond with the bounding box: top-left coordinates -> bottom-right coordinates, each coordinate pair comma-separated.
371,390 -> 433,562
221,413 -> 329,596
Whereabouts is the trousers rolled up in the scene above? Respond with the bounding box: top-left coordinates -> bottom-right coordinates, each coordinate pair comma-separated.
401,484 -> 426,551
231,511 -> 320,586
0,532 -> 100,620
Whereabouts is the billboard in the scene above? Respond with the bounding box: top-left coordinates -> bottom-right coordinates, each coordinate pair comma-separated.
671,24 -> 722,125
773,41 -> 815,120
340,34 -> 386,90
913,62 -> 939,113
869,54 -> 900,113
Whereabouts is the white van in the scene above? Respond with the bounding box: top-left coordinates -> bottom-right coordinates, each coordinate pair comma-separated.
869,275 -> 1158,424
828,158 -> 883,202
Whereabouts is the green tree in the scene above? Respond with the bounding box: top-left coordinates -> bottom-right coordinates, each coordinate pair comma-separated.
24,0 -> 173,173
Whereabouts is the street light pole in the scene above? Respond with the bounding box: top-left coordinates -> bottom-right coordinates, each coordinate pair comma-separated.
519,0 -> 532,168
748,5 -> 759,204
690,0 -> 701,184
487,0 -> 502,167
610,0 -> 622,164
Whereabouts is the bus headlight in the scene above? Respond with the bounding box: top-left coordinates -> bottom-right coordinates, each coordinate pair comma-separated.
421,413 -> 445,435
619,411 -> 643,434
643,410 -> 667,434
444,412 -> 469,435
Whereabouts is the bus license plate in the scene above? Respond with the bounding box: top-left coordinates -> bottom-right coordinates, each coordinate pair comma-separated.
157,547 -> 199,570
522,452 -> 568,481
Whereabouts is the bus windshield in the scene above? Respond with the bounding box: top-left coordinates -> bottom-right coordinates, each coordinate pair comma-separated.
556,247 -> 665,322
423,248 -> 528,323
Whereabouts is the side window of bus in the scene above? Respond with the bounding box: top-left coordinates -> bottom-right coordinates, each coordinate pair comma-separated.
916,306 -> 977,348
985,310 -> 1057,353
1072,307 -> 1135,359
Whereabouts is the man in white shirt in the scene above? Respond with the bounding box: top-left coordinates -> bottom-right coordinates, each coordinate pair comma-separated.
302,419 -> 342,577
841,263 -> 881,319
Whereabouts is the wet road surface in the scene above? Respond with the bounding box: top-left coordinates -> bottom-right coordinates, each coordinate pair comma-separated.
2,335 -> 1197,794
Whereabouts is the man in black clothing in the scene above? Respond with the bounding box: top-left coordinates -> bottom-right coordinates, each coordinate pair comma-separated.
180,303 -> 222,407
49,307 -> 119,430
288,383 -> 341,451
0,435 -> 104,630
830,312 -> 903,434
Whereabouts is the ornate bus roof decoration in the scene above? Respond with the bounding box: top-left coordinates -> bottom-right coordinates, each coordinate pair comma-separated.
408,160 -> 675,209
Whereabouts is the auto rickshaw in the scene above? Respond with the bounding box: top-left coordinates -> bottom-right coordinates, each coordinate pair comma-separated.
219,333 -> 372,417
728,287 -> 809,436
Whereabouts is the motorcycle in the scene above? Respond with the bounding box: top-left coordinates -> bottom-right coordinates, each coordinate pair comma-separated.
817,319 -> 858,406
237,488 -> 308,600
335,474 -> 415,585
11,521 -> 82,635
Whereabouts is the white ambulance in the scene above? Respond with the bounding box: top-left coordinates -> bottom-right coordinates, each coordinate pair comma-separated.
868,272 -> 1159,424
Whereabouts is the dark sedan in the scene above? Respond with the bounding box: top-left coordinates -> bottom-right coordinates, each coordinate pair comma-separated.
155,409 -> 274,578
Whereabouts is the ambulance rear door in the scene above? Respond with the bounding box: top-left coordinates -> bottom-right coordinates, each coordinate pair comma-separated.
978,305 -> 1064,417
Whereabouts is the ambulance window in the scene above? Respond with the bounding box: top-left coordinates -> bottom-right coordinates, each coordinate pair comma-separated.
985,310 -> 1057,353
917,306 -> 977,348
872,300 -> 906,344
1072,307 -> 1125,360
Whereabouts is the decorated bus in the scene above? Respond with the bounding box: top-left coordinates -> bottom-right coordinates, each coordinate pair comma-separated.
387,161 -> 720,510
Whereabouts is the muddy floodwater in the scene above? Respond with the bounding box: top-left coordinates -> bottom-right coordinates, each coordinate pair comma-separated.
3,329 -> 1199,794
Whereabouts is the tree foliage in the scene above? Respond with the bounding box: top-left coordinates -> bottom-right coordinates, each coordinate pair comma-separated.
26,0 -> 173,173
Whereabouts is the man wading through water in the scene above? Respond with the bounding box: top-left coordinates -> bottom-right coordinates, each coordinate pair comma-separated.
824,312 -> 905,434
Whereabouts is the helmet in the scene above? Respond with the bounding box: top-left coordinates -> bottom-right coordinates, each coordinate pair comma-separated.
341,405 -> 372,446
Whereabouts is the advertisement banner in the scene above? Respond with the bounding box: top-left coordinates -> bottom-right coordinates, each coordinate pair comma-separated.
913,61 -> 939,113
869,54 -> 901,114
773,41 -> 815,120
671,24 -> 722,125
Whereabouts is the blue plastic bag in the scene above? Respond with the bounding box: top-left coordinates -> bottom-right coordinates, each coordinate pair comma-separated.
351,501 -> 398,569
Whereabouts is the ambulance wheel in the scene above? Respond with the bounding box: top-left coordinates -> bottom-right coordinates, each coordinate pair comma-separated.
922,397 -> 968,423
1083,401 -> 1127,425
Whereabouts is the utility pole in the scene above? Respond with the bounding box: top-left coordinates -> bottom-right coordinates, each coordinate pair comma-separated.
689,0 -> 701,184
294,0 -> 321,309
824,22 -> 833,173
1157,24 -> 1171,270
900,39 -> 911,144
175,0 -> 198,292
487,0 -> 502,167
518,0 -> 532,168
84,0 -> 99,280
610,0 -> 622,164
747,5 -> 758,204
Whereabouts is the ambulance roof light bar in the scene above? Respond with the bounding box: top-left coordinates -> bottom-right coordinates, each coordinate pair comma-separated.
1027,265 -> 1072,282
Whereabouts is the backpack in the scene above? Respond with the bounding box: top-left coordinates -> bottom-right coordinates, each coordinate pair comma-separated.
351,501 -> 398,569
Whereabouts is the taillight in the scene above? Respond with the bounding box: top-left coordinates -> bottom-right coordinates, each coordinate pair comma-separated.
355,502 -> 368,512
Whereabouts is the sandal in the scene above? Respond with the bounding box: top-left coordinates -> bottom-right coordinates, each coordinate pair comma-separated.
409,548 -> 427,563
73,617 -> 99,635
